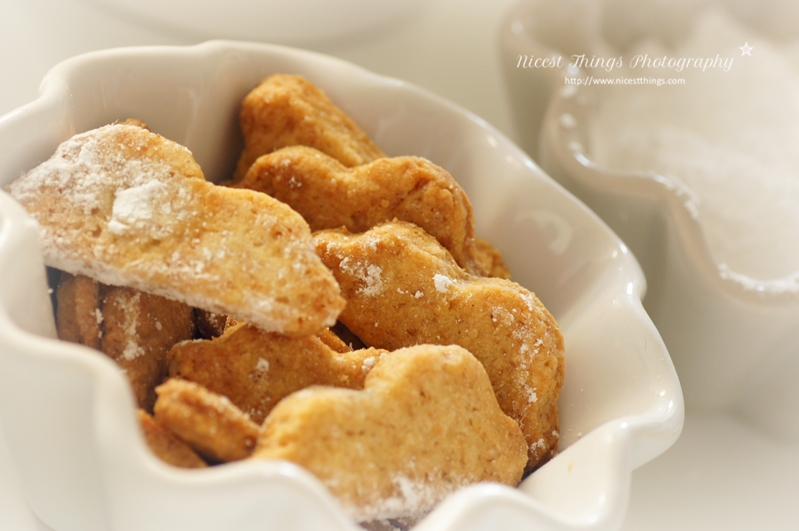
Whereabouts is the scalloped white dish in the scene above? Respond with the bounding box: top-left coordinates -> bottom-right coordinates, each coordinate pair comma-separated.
0,41 -> 681,531
500,0 -> 799,442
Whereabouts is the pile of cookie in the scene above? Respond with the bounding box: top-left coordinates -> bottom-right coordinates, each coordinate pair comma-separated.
7,74 -> 565,523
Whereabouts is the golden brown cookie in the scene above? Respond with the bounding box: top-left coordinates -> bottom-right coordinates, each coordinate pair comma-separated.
235,145 -> 495,276
233,74 -> 384,182
313,221 -> 565,469
153,378 -> 259,463
252,344 -> 527,521
7,123 -> 344,336
167,323 -> 386,424
473,236 -> 511,279
56,272 -> 195,411
316,326 -> 353,353
55,272 -> 103,350
137,409 -> 207,469
101,284 -> 196,411
120,118 -> 149,130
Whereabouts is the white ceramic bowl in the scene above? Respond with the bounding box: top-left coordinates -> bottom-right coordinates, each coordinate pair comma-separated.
500,0 -> 799,441
74,0 -> 426,45
0,41 -> 682,531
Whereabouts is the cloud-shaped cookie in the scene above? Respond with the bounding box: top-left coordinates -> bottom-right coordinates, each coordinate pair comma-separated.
313,221 -> 565,469
252,344 -> 527,521
154,378 -> 259,463
233,74 -> 385,181
235,145 -> 500,277
168,322 -> 386,424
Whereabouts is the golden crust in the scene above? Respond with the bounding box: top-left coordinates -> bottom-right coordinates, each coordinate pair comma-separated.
56,273 -> 195,411
167,323 -> 386,424
101,285 -> 196,411
473,236 -> 512,280
233,74 -> 384,182
253,344 -> 527,521
316,326 -> 353,353
120,118 -> 149,130
8,123 -> 344,336
153,378 -> 259,463
236,146 -> 496,277
55,272 -> 102,349
137,409 -> 207,469
313,221 -> 565,469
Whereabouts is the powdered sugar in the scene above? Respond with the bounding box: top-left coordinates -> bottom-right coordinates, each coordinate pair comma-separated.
8,123 -> 344,334
528,388 -> 538,404
109,180 -> 169,235
353,474 -> 462,522
519,292 -> 535,312
113,291 -> 144,361
339,256 -> 384,296
433,273 -> 455,293
255,358 -> 270,373
530,438 -> 547,452
9,123 -> 194,247
361,352 -> 387,372
9,136 -> 104,215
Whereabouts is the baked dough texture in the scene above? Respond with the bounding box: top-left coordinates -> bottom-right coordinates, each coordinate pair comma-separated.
252,344 -> 527,521
137,409 -> 207,469
154,378 -> 259,463
8,123 -> 344,336
167,323 -> 385,424
233,74 -> 385,182
313,221 -> 565,469
235,145 -> 493,277
56,272 -> 195,411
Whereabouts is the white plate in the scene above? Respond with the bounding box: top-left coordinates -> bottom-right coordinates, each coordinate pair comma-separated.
0,41 -> 682,531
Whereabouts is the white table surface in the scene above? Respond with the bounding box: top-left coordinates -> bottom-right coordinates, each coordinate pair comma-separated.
2,1 -> 797,529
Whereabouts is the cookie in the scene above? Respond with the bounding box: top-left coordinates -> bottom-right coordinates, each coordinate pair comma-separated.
252,344 -> 527,521
233,74 -> 384,182
8,123 -> 344,336
236,145 -> 495,276
167,323 -> 386,424
154,378 -> 259,463
313,221 -> 565,468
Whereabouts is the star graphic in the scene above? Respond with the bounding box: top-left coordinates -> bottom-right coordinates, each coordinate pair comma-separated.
740,42 -> 753,56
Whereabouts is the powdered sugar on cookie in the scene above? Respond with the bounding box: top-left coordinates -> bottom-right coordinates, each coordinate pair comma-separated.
8,123 -> 344,336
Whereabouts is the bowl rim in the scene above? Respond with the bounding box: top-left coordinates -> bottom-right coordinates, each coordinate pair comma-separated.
543,78 -> 799,305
